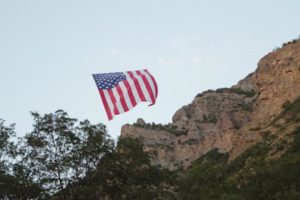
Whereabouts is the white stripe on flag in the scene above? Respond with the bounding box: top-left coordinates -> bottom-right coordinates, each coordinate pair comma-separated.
103,90 -> 115,117
140,70 -> 156,101
112,87 -> 125,114
119,81 -> 133,110
124,72 -> 142,103
132,71 -> 152,102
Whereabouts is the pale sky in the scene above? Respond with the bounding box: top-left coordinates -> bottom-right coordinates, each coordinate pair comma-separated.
0,0 -> 299,139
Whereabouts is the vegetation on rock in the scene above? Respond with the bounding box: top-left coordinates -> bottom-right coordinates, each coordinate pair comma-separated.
133,122 -> 188,136
196,87 -> 256,98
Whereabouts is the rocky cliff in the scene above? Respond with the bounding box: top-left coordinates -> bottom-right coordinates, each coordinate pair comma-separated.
121,39 -> 300,170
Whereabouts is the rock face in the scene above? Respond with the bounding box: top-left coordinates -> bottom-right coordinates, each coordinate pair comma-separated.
252,43 -> 300,126
121,40 -> 300,170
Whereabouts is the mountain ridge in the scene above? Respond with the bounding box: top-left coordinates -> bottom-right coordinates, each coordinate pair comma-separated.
121,39 -> 300,170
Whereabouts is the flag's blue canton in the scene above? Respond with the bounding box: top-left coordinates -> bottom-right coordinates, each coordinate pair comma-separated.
93,72 -> 127,89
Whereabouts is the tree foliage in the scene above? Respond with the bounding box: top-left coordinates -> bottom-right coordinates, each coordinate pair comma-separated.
0,110 -> 173,200
0,119 -> 42,199
62,138 -> 175,200
18,110 -> 114,198
1,106 -> 300,199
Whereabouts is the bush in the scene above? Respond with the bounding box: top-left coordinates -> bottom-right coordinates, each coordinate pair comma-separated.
195,148 -> 229,164
202,114 -> 218,124
196,88 -> 256,100
275,97 -> 300,123
239,102 -> 253,112
133,122 -> 188,136
229,88 -> 256,97
289,127 -> 300,153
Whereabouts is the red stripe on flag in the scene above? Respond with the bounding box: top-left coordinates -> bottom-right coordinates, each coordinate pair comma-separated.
127,71 -> 146,101
99,90 -> 113,120
123,80 -> 137,107
107,89 -> 120,115
116,85 -> 129,112
145,69 -> 158,98
136,70 -> 155,103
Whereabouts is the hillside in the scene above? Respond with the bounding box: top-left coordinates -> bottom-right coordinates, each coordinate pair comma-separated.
121,38 -> 300,170
175,96 -> 300,199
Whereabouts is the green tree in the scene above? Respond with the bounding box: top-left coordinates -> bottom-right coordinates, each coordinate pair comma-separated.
19,110 -> 114,199
65,138 -> 175,200
0,119 -> 42,199
0,119 -> 16,173
177,154 -> 227,200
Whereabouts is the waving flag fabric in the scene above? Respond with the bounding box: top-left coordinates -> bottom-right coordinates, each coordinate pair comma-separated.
93,69 -> 158,120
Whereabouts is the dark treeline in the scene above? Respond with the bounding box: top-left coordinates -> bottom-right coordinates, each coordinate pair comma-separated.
0,110 -> 174,200
1,103 -> 300,199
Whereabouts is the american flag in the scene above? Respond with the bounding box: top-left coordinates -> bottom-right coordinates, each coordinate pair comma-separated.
93,69 -> 158,120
